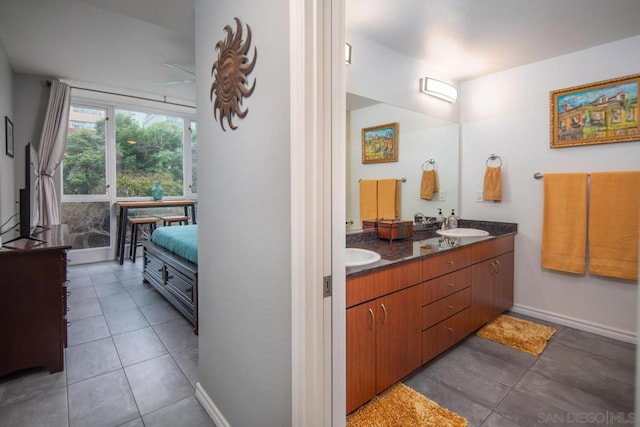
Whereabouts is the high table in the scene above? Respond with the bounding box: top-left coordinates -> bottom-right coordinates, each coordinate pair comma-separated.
115,199 -> 197,264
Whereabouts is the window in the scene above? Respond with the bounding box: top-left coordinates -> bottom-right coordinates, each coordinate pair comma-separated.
61,100 -> 196,258
115,109 -> 184,197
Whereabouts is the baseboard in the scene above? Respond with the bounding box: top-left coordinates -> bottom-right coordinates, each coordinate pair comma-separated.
511,304 -> 636,344
195,382 -> 230,427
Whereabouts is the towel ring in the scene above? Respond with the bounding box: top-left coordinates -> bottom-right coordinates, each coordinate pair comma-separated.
422,159 -> 437,171
486,154 -> 502,167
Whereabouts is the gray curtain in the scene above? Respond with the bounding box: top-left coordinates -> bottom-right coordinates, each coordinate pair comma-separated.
34,80 -> 71,226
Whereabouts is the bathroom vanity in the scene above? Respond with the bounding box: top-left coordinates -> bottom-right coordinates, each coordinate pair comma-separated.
345,220 -> 516,414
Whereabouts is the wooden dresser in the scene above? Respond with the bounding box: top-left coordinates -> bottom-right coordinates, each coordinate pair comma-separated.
0,225 -> 71,377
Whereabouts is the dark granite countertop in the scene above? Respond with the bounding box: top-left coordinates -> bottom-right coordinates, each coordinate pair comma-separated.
346,219 -> 517,277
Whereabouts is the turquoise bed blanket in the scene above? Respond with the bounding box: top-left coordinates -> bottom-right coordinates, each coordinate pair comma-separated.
151,224 -> 198,264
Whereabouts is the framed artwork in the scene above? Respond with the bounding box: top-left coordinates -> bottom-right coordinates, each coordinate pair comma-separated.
5,116 -> 13,158
361,122 -> 399,163
550,73 -> 639,148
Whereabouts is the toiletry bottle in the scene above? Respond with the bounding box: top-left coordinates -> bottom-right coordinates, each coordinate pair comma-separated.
448,209 -> 459,228
436,208 -> 444,223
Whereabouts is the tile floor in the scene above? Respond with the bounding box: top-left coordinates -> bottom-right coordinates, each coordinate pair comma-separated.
0,259 -> 636,426
0,259 -> 213,427
404,313 -> 636,427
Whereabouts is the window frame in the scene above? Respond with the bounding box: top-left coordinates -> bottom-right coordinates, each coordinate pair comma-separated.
61,94 -> 197,261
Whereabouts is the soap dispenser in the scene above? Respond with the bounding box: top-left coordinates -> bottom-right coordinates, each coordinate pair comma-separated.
448,209 -> 459,229
435,208 -> 445,223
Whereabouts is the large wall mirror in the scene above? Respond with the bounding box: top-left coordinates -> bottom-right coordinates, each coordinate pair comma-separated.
346,94 -> 459,231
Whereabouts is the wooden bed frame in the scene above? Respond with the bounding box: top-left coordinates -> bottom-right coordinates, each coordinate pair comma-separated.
142,240 -> 198,334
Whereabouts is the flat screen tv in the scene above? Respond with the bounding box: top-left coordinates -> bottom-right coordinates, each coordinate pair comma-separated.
5,142 -> 43,246
19,142 -> 33,238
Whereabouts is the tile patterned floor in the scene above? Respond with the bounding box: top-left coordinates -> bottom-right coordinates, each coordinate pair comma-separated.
0,260 -> 213,427
0,259 -> 635,426
404,313 -> 636,427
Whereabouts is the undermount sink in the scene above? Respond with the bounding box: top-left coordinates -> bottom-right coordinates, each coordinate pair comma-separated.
346,248 -> 381,267
436,228 -> 490,238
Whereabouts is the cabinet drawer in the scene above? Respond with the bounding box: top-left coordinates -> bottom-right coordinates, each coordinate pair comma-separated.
145,255 -> 164,284
422,246 -> 471,281
347,263 -> 410,308
421,267 -> 471,305
437,308 -> 471,349
421,287 -> 470,330
165,265 -> 195,308
471,235 -> 514,263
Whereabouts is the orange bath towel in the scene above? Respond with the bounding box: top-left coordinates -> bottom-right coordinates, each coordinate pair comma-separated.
483,166 -> 502,201
420,170 -> 439,200
377,179 -> 398,220
541,173 -> 588,274
359,180 -> 378,224
588,171 -> 640,281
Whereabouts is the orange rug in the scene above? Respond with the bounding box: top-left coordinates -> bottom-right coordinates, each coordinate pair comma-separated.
477,314 -> 557,356
347,383 -> 467,427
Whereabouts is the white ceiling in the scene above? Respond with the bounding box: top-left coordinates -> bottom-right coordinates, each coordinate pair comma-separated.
1,0 -> 639,106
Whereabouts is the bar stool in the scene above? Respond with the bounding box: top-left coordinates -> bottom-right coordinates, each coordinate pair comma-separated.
128,217 -> 159,261
160,215 -> 190,226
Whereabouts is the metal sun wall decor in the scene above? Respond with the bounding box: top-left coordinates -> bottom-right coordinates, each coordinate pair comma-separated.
210,17 -> 257,131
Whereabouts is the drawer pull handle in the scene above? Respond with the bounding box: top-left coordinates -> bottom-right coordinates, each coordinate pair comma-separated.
495,259 -> 501,273
447,305 -> 454,309
447,327 -> 454,332
380,303 -> 387,325
447,260 -> 455,265
447,283 -> 454,288
368,308 -> 375,329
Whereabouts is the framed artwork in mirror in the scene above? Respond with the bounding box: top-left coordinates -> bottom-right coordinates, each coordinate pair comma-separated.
362,122 -> 398,163
550,73 -> 639,148
5,116 -> 13,158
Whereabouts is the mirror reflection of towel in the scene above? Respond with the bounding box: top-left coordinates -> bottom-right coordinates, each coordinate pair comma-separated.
377,179 -> 398,220
420,170 -> 438,200
483,166 -> 502,201
359,180 -> 378,224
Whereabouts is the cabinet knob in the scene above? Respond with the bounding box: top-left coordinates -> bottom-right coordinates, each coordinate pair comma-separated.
380,303 -> 387,325
368,308 -> 375,329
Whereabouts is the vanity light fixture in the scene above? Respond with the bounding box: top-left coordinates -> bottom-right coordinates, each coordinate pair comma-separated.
345,43 -> 352,65
420,77 -> 458,103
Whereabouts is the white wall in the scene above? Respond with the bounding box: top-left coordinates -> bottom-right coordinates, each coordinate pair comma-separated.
195,1 -> 292,426
460,35 -> 640,340
0,40 -> 14,230
347,103 -> 459,228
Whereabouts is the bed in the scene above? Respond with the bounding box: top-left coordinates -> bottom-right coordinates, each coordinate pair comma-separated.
142,225 -> 199,333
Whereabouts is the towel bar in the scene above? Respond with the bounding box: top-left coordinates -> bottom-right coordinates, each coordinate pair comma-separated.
422,159 -> 437,171
486,154 -> 502,167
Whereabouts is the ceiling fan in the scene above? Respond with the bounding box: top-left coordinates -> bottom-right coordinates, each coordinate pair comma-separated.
157,63 -> 195,85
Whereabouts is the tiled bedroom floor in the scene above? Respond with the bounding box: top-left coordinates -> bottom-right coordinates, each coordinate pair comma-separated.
0,260 -> 213,427
404,313 -> 636,427
0,260 -> 636,426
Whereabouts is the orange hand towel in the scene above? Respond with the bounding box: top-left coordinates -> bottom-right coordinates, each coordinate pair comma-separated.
588,171 -> 640,281
359,180 -> 378,224
377,179 -> 398,220
420,170 -> 439,200
483,166 -> 502,201
541,173 -> 588,274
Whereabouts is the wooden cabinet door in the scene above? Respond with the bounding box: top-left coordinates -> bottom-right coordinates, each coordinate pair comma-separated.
346,303 -> 376,414
471,258 -> 496,331
494,252 -> 514,315
375,285 -> 421,393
